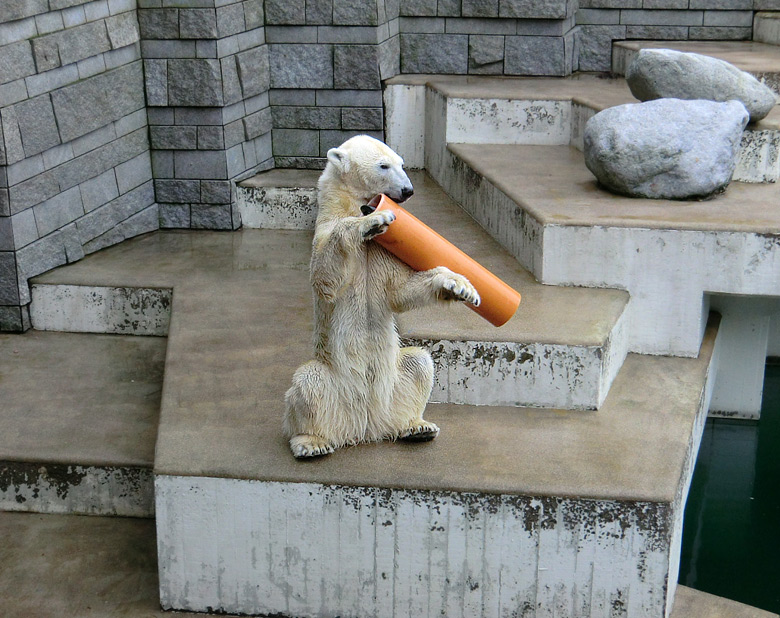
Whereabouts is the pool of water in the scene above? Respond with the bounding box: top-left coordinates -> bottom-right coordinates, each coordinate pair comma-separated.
679,361 -> 780,613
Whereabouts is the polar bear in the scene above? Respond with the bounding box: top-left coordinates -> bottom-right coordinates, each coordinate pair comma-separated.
283,135 -> 480,459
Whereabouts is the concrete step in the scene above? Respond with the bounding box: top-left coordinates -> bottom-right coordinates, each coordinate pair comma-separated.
755,12 -> 780,48
0,511 -> 244,618
154,315 -> 722,616
4,511 -> 774,618
612,39 -> 780,96
237,168 -> 318,230
673,586 -> 779,618
0,331 -> 162,517
34,172 -> 630,411
434,141 -> 780,357
386,73 -> 780,183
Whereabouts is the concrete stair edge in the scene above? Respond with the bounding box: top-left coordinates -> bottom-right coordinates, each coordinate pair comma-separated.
33,176 -> 632,411
0,330 -> 164,517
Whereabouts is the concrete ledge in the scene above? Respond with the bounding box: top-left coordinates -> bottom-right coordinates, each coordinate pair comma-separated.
237,168 -> 319,230
386,73 -> 780,183
672,586 -> 779,618
156,475 -> 675,617
38,174 -> 629,410
438,143 -> 780,356
30,284 -> 171,335
0,461 -> 153,517
0,331 -> 163,517
154,317 -> 720,617
754,12 -> 780,48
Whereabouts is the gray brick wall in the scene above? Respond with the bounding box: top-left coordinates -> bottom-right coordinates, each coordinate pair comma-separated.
264,0 -> 393,168
0,0 -> 155,331
138,0 -> 272,230
576,1 -> 756,71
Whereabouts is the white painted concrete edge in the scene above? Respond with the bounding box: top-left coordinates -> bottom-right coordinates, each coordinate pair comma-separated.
156,474 -> 676,618
30,284 -> 172,336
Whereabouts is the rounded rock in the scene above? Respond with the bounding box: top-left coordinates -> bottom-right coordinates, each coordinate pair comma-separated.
583,98 -> 749,200
626,49 -> 777,123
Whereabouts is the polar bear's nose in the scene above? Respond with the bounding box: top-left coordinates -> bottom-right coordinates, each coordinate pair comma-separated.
401,186 -> 414,201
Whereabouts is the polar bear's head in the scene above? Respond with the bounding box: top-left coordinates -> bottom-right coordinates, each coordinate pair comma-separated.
324,135 -> 414,204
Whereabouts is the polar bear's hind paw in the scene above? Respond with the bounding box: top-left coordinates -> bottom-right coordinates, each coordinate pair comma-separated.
400,421 -> 440,442
290,435 -> 336,459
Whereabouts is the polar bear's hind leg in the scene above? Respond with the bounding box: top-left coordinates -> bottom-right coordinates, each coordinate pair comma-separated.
284,360 -> 340,458
391,347 -> 439,442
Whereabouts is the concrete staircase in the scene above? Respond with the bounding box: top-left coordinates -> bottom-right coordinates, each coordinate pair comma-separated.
2,37 -> 780,618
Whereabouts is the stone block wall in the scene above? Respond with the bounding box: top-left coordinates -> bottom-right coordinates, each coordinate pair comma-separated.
138,0 -> 272,229
265,0 -> 391,168
264,0 -> 579,168
577,0 -> 766,71
397,0 -> 578,76
0,0 -> 155,331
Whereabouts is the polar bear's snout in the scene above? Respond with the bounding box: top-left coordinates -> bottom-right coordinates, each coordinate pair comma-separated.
397,184 -> 414,203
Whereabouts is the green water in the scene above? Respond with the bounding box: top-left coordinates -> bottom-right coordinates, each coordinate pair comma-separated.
679,362 -> 780,612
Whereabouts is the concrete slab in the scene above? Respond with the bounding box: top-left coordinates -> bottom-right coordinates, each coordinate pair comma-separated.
155,315 -> 718,503
154,318 -> 720,617
671,586 -> 778,618
450,143 -> 780,234
0,331 -> 164,516
0,511 -> 244,618
754,12 -> 780,48
33,172 -> 630,410
387,74 -> 779,184
436,143 -> 780,358
0,331 -> 164,468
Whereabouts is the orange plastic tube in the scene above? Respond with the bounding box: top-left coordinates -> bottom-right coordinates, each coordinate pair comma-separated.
368,194 -> 521,327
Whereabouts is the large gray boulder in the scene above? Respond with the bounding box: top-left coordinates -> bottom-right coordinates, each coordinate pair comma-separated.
584,98 -> 749,200
626,49 -> 777,123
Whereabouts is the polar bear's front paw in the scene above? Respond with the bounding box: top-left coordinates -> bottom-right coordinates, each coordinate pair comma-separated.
290,434 -> 336,459
400,421 -> 440,442
361,209 -> 396,240
440,275 -> 481,306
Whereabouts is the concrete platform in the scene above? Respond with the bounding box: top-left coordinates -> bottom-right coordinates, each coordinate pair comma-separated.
155,317 -> 720,616
434,142 -> 780,357
0,511 -> 243,618
237,168 -> 319,229
34,172 -> 630,411
612,40 -> 780,95
0,331 -> 163,517
2,511 -> 773,618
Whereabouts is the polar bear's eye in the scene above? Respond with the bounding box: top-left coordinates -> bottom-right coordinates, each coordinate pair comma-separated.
379,163 -> 390,170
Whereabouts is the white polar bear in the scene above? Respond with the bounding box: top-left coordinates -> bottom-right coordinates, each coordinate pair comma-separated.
283,135 -> 480,459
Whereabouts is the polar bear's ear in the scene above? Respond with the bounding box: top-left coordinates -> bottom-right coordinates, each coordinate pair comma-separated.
327,147 -> 350,173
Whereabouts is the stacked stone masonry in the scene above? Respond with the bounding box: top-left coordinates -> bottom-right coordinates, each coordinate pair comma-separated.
139,0 -> 272,229
577,1 -> 770,71
265,0 -> 397,168
0,0 -> 155,331
0,0 -> 771,330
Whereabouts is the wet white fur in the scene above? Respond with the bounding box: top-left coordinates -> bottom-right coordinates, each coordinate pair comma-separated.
283,135 -> 480,459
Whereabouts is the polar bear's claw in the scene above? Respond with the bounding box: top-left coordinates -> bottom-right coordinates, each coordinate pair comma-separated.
441,277 -> 480,306
290,435 -> 335,459
362,210 -> 396,239
400,421 -> 440,442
